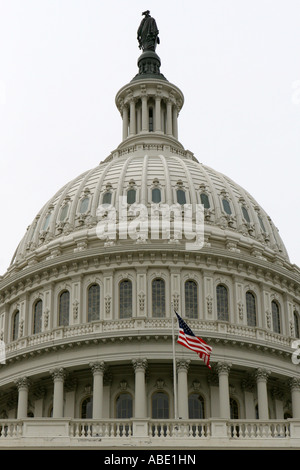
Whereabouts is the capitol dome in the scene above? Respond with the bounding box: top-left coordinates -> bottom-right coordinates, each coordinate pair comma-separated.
0,11 -> 300,450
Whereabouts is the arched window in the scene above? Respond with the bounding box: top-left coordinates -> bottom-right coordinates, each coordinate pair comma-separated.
81,396 -> 93,419
272,300 -> 281,334
188,393 -> 205,419
59,204 -> 69,222
116,393 -> 133,419
127,189 -> 136,205
59,290 -> 70,326
12,310 -> 20,341
152,188 -> 161,204
152,278 -> 165,318
177,189 -> 186,205
242,206 -> 251,223
42,213 -> 51,231
88,284 -> 100,322
119,280 -> 132,318
294,311 -> 300,339
33,299 -> 43,334
230,398 -> 239,419
222,199 -> 232,215
152,392 -> 169,419
246,291 -> 257,327
102,192 -> 112,205
79,197 -> 89,214
258,215 -> 266,232
185,280 -> 198,319
200,193 -> 210,209
217,284 -> 229,321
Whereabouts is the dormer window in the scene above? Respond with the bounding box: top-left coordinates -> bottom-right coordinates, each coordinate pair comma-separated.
200,193 -> 210,209
152,188 -> 161,203
242,206 -> 250,223
103,192 -> 112,205
222,198 -> 232,215
127,189 -> 136,205
177,189 -> 186,205
79,197 -> 89,214
59,204 -> 69,222
42,213 -> 51,231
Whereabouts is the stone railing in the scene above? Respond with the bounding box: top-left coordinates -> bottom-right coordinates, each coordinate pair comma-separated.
0,418 -> 299,448
5,318 -> 293,358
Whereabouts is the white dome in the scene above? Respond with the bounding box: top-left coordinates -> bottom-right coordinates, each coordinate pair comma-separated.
9,147 -> 289,273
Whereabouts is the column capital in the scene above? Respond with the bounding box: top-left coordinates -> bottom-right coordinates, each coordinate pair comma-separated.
289,377 -> 300,391
254,368 -> 271,382
50,367 -> 67,382
89,361 -> 106,375
216,362 -> 232,375
176,359 -> 191,372
132,358 -> 148,372
14,376 -> 31,391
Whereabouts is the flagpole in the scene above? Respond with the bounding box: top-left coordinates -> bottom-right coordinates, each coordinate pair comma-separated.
171,305 -> 178,420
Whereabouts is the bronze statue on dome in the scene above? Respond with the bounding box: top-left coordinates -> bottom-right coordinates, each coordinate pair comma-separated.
137,10 -> 160,52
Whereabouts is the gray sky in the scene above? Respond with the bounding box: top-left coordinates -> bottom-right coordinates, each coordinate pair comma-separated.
0,0 -> 299,275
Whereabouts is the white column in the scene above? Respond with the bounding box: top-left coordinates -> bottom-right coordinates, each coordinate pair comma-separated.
216,362 -> 231,419
122,105 -> 129,140
51,368 -> 66,418
15,377 -> 30,419
255,368 -> 270,420
132,359 -> 148,418
129,99 -> 136,136
290,378 -> 300,419
177,360 -> 190,419
155,96 -> 162,133
90,361 -> 106,419
141,95 -> 148,132
172,105 -> 178,139
166,99 -> 173,136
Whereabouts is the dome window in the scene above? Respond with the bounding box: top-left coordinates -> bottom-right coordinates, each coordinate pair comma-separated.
294,311 -> 300,339
152,278 -> 166,318
246,291 -> 257,327
79,197 -> 89,214
102,192 -> 112,205
116,393 -> 133,419
271,300 -> 281,334
222,199 -> 232,215
177,189 -> 186,205
152,188 -> 161,204
258,215 -> 266,232
33,299 -> 43,334
200,193 -> 210,209
59,290 -> 70,326
119,280 -> 132,318
59,204 -> 69,222
12,310 -> 20,341
42,213 -> 51,231
127,189 -> 136,205
242,206 -> 251,224
185,280 -> 198,319
88,284 -> 100,322
152,392 -> 169,420
188,393 -> 205,419
216,284 -> 229,321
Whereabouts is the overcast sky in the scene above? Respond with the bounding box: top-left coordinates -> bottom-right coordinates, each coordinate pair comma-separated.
0,0 -> 299,275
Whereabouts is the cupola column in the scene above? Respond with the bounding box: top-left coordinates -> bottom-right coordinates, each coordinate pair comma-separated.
289,378 -> 300,418
15,377 -> 30,419
166,99 -> 173,136
122,105 -> 129,140
141,95 -> 148,132
172,105 -> 178,139
51,368 -> 66,418
216,362 -> 231,419
255,368 -> 270,420
177,359 -> 190,419
155,95 -> 162,133
129,99 -> 136,136
132,358 -> 148,418
90,361 -> 106,419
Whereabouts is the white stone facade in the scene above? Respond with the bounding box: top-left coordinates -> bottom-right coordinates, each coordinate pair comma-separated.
0,42 -> 300,450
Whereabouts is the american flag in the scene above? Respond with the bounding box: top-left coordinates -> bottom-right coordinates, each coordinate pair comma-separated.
175,311 -> 212,369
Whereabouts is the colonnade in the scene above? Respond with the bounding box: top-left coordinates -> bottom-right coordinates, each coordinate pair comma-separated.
13,361 -> 300,420
121,94 -> 179,141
